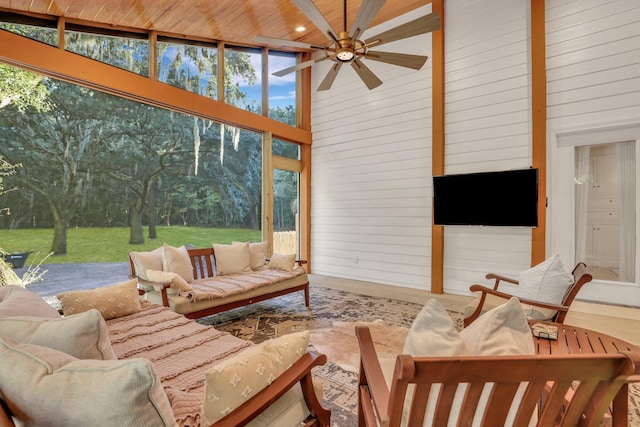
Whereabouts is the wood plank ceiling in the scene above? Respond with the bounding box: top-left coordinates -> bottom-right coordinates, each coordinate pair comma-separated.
0,0 -> 431,49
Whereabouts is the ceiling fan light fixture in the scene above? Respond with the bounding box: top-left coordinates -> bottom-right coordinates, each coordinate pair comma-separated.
336,48 -> 355,62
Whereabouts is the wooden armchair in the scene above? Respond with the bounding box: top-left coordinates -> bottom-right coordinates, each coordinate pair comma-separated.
356,326 -> 640,427
464,262 -> 593,327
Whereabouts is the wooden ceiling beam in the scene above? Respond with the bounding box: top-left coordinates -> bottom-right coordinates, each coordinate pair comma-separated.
0,30 -> 311,145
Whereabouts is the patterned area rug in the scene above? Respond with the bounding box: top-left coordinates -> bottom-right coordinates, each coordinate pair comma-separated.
197,285 -> 461,427
198,285 -> 640,427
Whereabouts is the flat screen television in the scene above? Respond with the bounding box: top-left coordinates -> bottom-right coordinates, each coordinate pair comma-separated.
433,168 -> 538,227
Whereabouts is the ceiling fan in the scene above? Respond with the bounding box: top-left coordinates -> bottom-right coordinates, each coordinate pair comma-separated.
254,0 -> 440,91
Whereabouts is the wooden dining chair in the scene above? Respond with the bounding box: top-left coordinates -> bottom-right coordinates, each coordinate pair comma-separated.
356,326 -> 640,427
463,262 -> 593,327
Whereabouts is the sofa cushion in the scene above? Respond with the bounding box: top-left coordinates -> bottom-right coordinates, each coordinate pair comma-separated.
0,308 -> 116,360
0,285 -> 60,318
201,331 -> 310,425
129,246 -> 164,281
213,242 -> 252,276
0,336 -> 176,427
233,241 -> 268,270
268,253 -> 296,272
57,279 -> 141,320
162,243 -> 194,282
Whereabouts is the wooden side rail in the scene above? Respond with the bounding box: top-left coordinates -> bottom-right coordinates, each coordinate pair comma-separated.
356,326 -> 640,427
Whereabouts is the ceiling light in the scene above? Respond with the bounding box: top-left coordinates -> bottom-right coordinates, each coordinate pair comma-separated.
336,48 -> 355,62
295,26 -> 306,32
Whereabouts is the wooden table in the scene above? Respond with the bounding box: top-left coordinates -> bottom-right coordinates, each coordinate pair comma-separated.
530,321 -> 639,427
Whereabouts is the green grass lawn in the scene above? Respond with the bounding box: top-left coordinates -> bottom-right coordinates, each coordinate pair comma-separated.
0,226 -> 262,264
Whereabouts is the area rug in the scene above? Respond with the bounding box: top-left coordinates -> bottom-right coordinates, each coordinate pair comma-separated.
197,285 -> 640,427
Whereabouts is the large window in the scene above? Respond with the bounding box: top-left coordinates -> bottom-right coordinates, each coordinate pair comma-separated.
224,45 -> 262,112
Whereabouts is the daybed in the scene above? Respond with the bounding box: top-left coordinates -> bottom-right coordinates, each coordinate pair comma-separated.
0,283 -> 331,427
129,243 -> 310,319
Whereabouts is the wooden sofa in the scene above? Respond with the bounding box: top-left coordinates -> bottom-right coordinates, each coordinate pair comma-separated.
355,325 -> 640,427
129,246 -> 310,319
0,284 -> 331,427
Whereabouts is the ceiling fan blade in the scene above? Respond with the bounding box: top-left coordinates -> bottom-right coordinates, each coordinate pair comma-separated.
351,59 -> 383,90
349,0 -> 387,39
363,50 -> 428,70
273,56 -> 330,77
253,35 -> 324,50
292,0 -> 338,41
317,63 -> 342,91
365,12 -> 441,47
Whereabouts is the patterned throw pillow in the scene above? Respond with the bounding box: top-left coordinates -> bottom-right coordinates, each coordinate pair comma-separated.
57,279 -> 141,320
201,331 -> 310,425
268,253 -> 296,271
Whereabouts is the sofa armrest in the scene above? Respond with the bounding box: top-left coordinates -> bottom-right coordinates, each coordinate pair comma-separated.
211,351 -> 331,427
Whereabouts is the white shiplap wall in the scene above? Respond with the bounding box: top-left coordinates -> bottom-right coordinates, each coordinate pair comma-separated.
310,5 -> 434,289
442,0 -> 534,295
546,0 -> 640,306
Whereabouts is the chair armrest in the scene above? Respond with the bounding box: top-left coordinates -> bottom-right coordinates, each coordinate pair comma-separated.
356,326 -> 391,426
211,351 -> 331,427
469,285 -> 570,313
485,273 -> 519,289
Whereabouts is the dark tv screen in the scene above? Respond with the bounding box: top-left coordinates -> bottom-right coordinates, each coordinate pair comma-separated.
433,168 -> 538,227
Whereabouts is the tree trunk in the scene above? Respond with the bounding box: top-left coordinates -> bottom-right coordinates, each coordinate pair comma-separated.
129,199 -> 145,244
49,202 -> 67,254
147,185 -> 157,239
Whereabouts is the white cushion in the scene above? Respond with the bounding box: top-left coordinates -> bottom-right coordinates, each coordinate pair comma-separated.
403,298 -> 468,357
201,331 -> 310,425
213,242 -> 252,275
233,241 -> 268,270
0,336 -> 177,427
518,253 -> 573,318
0,309 -> 116,360
129,247 -> 164,281
268,253 -> 296,271
162,243 -> 193,282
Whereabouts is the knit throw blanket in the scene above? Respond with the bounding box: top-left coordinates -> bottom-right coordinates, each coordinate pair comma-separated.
180,267 -> 306,302
106,300 -> 250,427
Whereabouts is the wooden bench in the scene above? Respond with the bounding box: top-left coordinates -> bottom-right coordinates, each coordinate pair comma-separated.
129,247 -> 310,319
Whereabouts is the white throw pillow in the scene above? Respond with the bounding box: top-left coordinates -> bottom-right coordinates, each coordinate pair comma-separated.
129,246 -> 164,281
403,298 -> 468,357
518,253 -> 573,317
233,241 -> 268,270
0,309 -> 117,360
268,253 -> 296,271
0,285 -> 61,318
201,331 -> 310,425
213,242 -> 252,275
0,336 -> 177,427
162,243 -> 194,282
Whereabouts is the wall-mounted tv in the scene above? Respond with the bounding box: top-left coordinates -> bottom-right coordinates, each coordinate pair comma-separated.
433,168 -> 538,227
